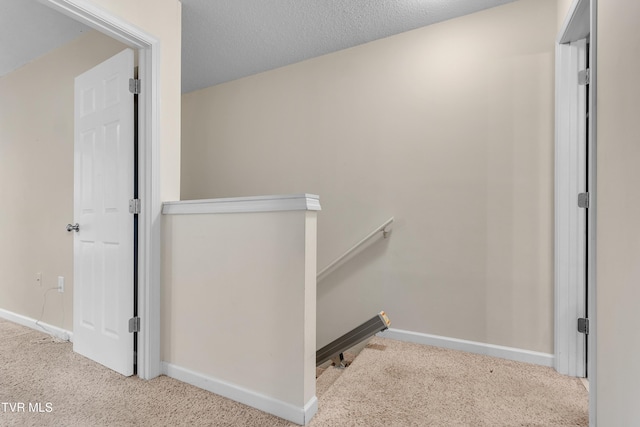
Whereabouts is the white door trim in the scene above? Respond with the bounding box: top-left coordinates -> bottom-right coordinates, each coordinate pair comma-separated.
587,2 -> 597,425
556,0 -> 597,425
41,0 -> 162,379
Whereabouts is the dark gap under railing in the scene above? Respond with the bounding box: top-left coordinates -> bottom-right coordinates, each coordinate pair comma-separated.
316,311 -> 390,367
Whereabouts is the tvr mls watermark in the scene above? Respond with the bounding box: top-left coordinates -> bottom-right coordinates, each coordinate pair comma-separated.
1,402 -> 53,413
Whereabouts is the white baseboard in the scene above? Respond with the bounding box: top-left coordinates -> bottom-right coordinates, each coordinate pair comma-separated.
162,362 -> 318,426
378,328 -> 554,368
0,308 -> 72,342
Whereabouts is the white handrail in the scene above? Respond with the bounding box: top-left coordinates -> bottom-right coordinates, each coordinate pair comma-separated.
317,217 -> 394,283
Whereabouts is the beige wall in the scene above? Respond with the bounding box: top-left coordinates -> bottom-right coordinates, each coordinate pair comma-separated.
0,31 -> 127,330
181,0 -> 558,353
88,0 -> 182,201
0,0 -> 181,331
596,1 -> 640,424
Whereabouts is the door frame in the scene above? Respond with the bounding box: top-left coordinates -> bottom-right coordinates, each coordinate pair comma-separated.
42,0 -> 162,380
556,0 -> 597,424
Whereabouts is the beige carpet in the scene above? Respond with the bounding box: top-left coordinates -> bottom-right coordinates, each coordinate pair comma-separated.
312,337 -> 588,426
0,319 -> 587,426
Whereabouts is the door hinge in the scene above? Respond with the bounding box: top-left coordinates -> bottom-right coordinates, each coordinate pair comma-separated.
578,192 -> 590,209
577,317 -> 589,335
129,78 -> 141,94
128,317 -> 140,333
129,198 -> 141,214
578,69 -> 590,86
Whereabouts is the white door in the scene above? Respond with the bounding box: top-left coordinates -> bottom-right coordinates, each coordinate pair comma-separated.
555,37 -> 588,378
72,49 -> 135,376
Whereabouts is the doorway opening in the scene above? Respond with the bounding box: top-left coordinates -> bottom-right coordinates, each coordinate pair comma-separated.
555,0 -> 597,423
43,0 -> 162,380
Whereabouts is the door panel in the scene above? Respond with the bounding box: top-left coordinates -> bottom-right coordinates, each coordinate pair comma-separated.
73,48 -> 135,376
555,38 -> 588,377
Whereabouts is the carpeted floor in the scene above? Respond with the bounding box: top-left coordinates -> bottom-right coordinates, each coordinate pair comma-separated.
0,319 -> 588,426
312,338 -> 588,426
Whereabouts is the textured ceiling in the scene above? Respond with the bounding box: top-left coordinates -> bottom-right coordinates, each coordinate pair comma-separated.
0,0 -> 90,77
181,0 -> 519,93
2,0 -> 520,93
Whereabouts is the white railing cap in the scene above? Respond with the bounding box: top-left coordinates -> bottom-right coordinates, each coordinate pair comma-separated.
162,194 -> 321,215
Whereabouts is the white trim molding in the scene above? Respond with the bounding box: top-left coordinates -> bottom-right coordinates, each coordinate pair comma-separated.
378,328 -> 555,368
42,0 -> 162,380
39,0 -> 156,48
162,362 -> 318,426
587,2 -> 597,425
162,194 -> 321,215
0,309 -> 73,342
558,0 -> 590,44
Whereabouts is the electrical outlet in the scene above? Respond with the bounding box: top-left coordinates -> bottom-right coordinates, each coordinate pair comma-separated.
57,276 -> 64,293
35,273 -> 42,287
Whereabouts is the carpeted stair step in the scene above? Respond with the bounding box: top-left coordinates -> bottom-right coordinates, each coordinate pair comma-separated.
315,350 -> 357,398
316,366 -> 343,398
